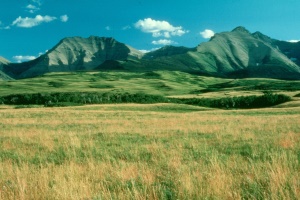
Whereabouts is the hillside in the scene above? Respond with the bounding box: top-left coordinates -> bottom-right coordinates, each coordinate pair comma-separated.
3,37 -> 143,79
252,32 -> 300,66
193,27 -> 300,79
0,71 -> 12,81
0,56 -> 12,80
2,26 -> 300,79
134,27 -> 300,79
0,56 -> 10,65
0,70 -> 299,97
143,46 -> 195,59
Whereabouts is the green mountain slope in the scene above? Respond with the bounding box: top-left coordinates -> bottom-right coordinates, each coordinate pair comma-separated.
0,71 -> 12,81
191,27 -> 300,78
3,37 -> 143,78
0,56 -> 10,65
2,27 -> 300,80
143,46 -> 195,59
0,56 -> 12,80
125,26 -> 300,79
253,31 -> 300,66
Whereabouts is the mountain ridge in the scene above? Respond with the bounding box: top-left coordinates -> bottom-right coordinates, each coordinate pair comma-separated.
1,26 -> 300,80
0,57 -> 12,80
195,27 -> 300,78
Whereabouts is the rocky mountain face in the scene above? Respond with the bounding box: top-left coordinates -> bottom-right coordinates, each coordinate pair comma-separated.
139,26 -> 300,79
3,37 -> 143,78
252,32 -> 300,66
194,27 -> 300,78
0,56 -> 10,65
0,57 -> 12,80
0,70 -> 12,81
2,27 -> 300,79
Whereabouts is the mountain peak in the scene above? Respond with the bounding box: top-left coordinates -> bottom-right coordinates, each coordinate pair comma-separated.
0,56 -> 10,65
232,26 -> 251,34
59,36 -> 117,43
252,31 -> 273,43
87,36 -> 115,40
2,27 -> 300,80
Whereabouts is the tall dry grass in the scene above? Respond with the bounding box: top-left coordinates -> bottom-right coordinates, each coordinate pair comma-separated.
0,104 -> 299,199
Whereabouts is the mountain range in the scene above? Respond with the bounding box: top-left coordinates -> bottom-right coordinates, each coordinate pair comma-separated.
1,26 -> 300,80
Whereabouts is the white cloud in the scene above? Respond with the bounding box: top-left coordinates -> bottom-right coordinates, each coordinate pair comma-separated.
122,25 -> 131,30
135,18 -> 188,38
60,15 -> 69,22
152,39 -> 176,45
0,21 -> 10,30
152,32 -> 162,37
287,40 -> 300,43
26,4 -> 40,13
13,55 -> 36,63
105,26 -> 111,31
139,50 -> 150,53
172,29 -> 188,36
37,50 -> 49,57
0,26 -> 10,30
26,4 -> 36,9
164,32 -> 171,38
139,48 -> 159,53
31,0 -> 42,6
38,53 -> 43,56
12,15 -> 57,28
200,29 -> 215,39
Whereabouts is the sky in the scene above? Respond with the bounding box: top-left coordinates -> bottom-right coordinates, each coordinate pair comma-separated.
0,0 -> 300,63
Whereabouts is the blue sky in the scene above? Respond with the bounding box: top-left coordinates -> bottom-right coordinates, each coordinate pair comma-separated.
1,0 -> 300,63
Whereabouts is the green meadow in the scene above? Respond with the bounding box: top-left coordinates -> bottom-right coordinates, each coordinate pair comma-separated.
1,71 -> 300,97
0,71 -> 300,199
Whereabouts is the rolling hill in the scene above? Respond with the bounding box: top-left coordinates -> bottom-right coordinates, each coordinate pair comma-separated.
2,26 -> 300,79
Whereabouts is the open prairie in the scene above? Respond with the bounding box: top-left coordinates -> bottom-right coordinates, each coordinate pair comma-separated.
2,0 -> 300,199
0,104 -> 299,199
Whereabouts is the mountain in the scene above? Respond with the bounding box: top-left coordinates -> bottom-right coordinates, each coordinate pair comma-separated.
3,37 -> 143,78
135,26 -> 300,79
0,56 -> 10,65
193,26 -> 300,78
143,46 -> 195,59
0,57 -> 12,80
2,27 -> 300,79
0,71 -> 12,80
252,31 -> 300,66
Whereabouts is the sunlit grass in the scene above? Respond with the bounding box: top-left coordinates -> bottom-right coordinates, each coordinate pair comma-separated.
1,71 -> 300,98
0,104 -> 299,199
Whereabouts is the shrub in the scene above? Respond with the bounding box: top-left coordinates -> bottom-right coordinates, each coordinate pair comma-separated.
0,92 -> 168,106
172,93 -> 291,109
48,81 -> 66,88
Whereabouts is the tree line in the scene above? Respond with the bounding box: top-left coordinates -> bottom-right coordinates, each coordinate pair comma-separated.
0,91 -> 291,109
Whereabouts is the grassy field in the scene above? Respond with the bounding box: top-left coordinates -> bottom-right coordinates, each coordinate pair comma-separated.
1,71 -> 300,97
0,71 -> 300,199
0,104 -> 299,199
